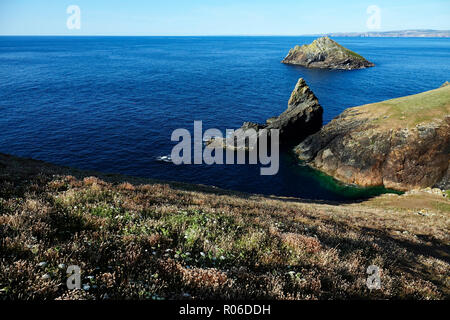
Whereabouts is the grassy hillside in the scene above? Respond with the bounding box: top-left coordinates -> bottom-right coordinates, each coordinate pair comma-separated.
0,153 -> 449,300
349,83 -> 450,128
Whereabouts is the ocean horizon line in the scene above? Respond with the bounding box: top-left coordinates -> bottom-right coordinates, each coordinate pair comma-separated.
1,29 -> 449,38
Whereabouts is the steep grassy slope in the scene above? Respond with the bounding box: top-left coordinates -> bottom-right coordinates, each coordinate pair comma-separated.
0,153 -> 449,300
350,84 -> 450,128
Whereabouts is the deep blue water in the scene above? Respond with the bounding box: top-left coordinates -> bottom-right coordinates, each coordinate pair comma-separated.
1,36 -> 449,200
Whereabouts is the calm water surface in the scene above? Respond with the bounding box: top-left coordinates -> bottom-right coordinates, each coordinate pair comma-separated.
1,36 -> 449,200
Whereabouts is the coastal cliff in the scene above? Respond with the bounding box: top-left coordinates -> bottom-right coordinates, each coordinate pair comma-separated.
282,36 -> 374,70
295,83 -> 450,191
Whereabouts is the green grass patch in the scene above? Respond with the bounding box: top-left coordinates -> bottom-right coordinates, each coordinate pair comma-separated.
90,205 -> 122,218
435,201 -> 450,213
367,85 -> 450,126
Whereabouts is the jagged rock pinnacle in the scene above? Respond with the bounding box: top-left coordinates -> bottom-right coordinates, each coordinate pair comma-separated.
288,78 -> 319,109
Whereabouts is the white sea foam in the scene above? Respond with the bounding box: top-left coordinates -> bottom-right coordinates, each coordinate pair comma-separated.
156,155 -> 172,163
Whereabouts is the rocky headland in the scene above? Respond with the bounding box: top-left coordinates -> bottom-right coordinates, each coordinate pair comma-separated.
282,36 -> 374,70
207,78 -> 323,149
209,77 -> 449,192
295,83 -> 450,191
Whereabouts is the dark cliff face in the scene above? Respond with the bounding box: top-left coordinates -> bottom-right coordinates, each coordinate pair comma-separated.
282,36 -> 375,70
266,78 -> 323,145
295,85 -> 450,191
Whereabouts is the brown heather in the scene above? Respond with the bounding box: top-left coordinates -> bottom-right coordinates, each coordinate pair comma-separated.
0,153 -> 449,300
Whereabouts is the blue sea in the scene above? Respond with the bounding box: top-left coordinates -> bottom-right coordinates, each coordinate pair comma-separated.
0,36 -> 449,200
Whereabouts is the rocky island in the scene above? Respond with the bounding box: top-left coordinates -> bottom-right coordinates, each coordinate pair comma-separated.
295,83 -> 450,191
282,36 -> 375,70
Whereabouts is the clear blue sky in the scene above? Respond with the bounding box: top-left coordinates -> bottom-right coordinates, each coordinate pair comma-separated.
0,0 -> 449,35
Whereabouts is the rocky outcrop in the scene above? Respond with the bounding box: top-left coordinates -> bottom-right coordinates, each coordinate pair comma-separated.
282,36 -> 374,70
207,78 -> 323,150
266,78 -> 323,144
295,84 -> 450,191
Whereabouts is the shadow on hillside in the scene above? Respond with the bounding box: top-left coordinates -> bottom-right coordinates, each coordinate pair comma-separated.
0,153 -> 381,206
313,223 -> 449,296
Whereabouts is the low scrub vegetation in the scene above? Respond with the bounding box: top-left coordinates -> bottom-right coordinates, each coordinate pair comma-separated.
0,154 -> 449,300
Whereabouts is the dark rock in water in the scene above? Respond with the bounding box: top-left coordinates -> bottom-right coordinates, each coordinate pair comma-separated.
282,36 -> 374,70
265,78 -> 323,144
295,84 -> 450,191
207,78 -> 323,150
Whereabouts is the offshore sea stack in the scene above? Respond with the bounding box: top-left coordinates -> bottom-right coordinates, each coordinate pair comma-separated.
266,78 -> 323,144
282,36 -> 375,70
295,83 -> 450,191
207,78 -> 323,149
